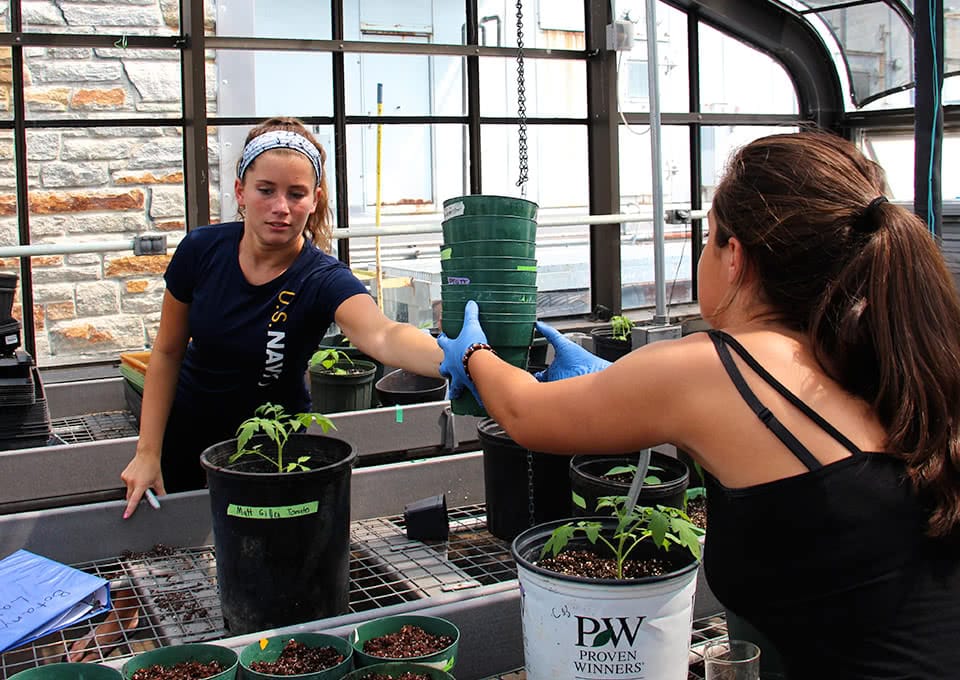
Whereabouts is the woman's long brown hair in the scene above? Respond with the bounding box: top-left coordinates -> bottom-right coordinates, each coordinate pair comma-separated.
712,131 -> 960,538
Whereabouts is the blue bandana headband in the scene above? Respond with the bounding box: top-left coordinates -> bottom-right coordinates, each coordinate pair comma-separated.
238,130 -> 322,184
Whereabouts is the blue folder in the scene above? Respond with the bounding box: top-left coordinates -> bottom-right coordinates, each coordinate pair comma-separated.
0,549 -> 111,653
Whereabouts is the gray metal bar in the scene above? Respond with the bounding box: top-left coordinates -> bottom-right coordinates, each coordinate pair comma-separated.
45,377 -> 129,418
0,438 -> 133,505
646,0 -> 668,322
585,0 -> 622,317
181,0 -> 211,230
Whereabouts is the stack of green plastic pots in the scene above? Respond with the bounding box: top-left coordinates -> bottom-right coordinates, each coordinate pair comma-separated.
440,194 -> 538,417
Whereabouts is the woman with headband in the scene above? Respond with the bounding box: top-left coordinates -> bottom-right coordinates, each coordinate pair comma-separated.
121,117 -> 442,517
439,132 -> 960,677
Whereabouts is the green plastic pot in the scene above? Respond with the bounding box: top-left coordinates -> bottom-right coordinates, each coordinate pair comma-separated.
441,299 -> 536,316
342,662 -> 455,680
447,344 -> 531,418
122,644 -> 238,680
441,216 -> 536,244
239,633 -> 354,680
442,269 -> 537,287
9,664 -> 122,680
440,240 -> 536,259
442,194 -> 538,220
440,287 -> 537,305
439,256 -> 537,273
440,317 -> 535,348
349,615 -> 459,672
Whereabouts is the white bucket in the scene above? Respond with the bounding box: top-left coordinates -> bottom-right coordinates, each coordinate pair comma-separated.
512,518 -> 699,680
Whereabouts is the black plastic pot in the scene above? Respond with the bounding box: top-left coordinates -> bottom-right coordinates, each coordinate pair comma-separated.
375,368 -> 447,406
569,451 -> 689,516
200,433 -> 357,635
318,334 -> 385,407
477,418 -> 572,541
590,327 -> 631,362
309,359 -> 377,413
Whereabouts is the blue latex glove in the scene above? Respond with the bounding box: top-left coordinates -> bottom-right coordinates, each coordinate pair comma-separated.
437,300 -> 489,404
534,321 -> 611,382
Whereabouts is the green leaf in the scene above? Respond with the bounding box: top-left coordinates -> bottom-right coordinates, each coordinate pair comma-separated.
592,630 -> 613,647
648,508 -> 670,547
605,465 -> 636,477
582,522 -> 602,544
572,491 -> 587,509
644,475 -> 662,485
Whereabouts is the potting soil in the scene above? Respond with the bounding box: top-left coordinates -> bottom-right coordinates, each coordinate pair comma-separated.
362,625 -> 453,659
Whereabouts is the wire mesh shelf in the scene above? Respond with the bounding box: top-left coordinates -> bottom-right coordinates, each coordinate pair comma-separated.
0,504 -> 725,679
49,411 -> 139,444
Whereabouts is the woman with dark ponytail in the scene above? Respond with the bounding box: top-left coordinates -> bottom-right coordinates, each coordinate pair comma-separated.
440,131 -> 960,678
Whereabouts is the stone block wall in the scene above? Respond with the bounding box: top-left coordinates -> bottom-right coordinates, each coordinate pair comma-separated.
0,0 -> 219,365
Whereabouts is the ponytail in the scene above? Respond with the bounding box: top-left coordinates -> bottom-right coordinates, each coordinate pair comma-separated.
810,202 -> 960,537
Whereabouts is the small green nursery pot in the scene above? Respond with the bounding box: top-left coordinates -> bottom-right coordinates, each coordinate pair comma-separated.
239,633 -> 354,680
122,643 -> 238,680
341,662 -> 455,680
349,615 -> 459,672
10,663 -> 122,680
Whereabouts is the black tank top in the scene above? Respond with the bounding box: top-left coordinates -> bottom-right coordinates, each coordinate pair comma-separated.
704,330 -> 960,679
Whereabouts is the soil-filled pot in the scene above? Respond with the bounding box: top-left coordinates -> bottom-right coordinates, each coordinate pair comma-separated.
349,615 -> 459,672
318,335 -> 385,407
442,194 -> 538,220
590,327 -> 631,362
477,418 -> 572,541
375,369 -> 447,406
239,633 -> 354,680
200,434 -> 357,635
341,663 -> 455,680
122,643 -> 239,680
10,664 -> 122,680
512,518 -> 699,680
570,451 -> 689,516
309,359 -> 378,413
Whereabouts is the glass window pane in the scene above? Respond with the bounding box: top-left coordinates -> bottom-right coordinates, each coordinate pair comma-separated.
22,126 -> 185,364
345,0 -> 465,44
24,48 -> 187,120
0,47 -> 11,120
615,1 -> 690,114
700,125 -> 800,205
476,0 -> 577,46
24,1 -> 177,35
343,123 -> 462,326
619,125 -> 693,308
699,23 -> 799,115
0,130 -> 19,325
480,56 -> 586,117
480,123 -> 590,319
215,0 -> 332,39
346,54 -> 464,116
0,1 -> 8,31
947,9 -> 960,79
945,74 -> 960,106
859,130 -> 914,201
212,50 -> 333,118
817,4 -> 912,106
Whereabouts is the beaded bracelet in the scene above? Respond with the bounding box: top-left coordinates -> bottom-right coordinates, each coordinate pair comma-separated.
462,342 -> 496,381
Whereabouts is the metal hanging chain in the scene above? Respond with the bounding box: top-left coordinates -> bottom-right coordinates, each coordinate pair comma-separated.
515,0 -> 529,195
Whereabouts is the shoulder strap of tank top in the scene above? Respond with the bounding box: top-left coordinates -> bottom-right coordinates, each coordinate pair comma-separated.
707,330 -> 861,470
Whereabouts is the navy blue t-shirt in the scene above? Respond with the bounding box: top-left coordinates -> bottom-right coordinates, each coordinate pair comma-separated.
164,222 -> 368,422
